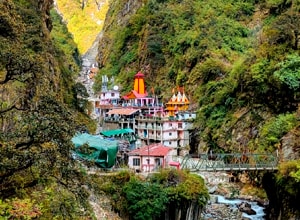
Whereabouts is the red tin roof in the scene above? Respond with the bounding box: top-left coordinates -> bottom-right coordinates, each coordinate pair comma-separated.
134,71 -> 145,78
122,90 -> 148,99
129,143 -> 172,157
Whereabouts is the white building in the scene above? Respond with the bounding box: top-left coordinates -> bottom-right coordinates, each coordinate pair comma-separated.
135,115 -> 195,150
88,75 -> 120,118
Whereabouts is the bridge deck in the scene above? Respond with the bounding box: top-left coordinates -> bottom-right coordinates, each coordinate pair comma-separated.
176,153 -> 278,171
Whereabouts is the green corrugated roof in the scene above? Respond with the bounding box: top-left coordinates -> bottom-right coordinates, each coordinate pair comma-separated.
72,133 -> 118,149
100,128 -> 134,137
71,133 -> 118,168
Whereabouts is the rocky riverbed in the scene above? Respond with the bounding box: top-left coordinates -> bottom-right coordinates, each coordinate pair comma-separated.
199,171 -> 268,220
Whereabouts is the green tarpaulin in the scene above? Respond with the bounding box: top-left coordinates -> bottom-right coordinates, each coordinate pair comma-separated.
72,133 -> 118,168
100,128 -> 134,137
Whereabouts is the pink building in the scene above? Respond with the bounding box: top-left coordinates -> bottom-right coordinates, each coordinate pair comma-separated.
128,143 -> 176,172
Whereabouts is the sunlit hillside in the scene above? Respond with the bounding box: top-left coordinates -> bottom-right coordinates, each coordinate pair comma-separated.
55,0 -> 109,54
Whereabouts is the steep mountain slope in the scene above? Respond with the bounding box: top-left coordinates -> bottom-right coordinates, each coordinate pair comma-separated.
54,0 -> 109,54
95,0 -> 300,155
0,0 -> 95,218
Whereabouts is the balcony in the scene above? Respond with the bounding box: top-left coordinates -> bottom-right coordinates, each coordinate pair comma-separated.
136,125 -> 162,130
104,117 -> 119,123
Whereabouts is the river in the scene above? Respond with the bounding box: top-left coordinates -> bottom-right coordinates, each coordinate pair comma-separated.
199,171 -> 267,220
202,194 -> 266,219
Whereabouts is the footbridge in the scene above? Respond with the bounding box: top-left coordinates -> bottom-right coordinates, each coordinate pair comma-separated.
175,153 -> 279,172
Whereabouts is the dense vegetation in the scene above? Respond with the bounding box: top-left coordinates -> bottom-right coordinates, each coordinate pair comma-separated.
97,169 -> 209,220
1,0 -> 211,219
0,0 -> 95,218
263,160 -> 300,219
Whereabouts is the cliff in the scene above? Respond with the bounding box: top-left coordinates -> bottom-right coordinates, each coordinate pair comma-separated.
0,0 -> 94,218
1,0 -> 299,218
54,0 -> 109,54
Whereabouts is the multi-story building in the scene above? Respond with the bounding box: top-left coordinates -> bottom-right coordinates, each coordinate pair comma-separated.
97,71 -> 196,153
135,113 -> 195,150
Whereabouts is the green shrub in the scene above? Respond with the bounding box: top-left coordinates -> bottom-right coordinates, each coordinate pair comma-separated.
259,113 -> 297,152
123,178 -> 168,220
274,53 -> 300,90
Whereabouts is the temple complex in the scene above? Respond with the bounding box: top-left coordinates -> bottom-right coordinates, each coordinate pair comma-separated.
88,71 -> 196,153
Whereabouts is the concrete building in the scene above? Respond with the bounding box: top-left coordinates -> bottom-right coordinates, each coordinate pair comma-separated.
135,114 -> 195,150
128,143 -> 176,172
88,75 -> 120,119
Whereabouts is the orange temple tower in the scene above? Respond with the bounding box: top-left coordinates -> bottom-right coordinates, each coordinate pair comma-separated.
133,71 -> 146,95
165,87 -> 190,116
122,71 -> 157,108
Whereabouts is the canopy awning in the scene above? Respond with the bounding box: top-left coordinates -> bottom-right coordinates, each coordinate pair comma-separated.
71,133 -> 118,168
106,108 -> 140,115
169,161 -> 180,170
100,128 -> 134,137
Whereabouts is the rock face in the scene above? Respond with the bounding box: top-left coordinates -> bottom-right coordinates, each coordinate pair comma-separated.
38,0 -> 54,31
238,202 -> 256,215
163,201 -> 203,220
263,118 -> 300,219
97,0 -> 143,67
263,171 -> 300,220
280,126 -> 300,161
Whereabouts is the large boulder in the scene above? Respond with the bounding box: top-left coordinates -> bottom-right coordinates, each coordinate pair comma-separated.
238,202 -> 256,215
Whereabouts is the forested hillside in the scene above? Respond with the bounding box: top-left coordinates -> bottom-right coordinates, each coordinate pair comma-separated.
94,0 -> 300,218
95,0 -> 300,155
0,0 -> 95,218
0,1 -> 210,219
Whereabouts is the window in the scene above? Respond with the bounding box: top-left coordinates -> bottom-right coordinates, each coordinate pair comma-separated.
111,93 -> 115,97
169,142 -> 171,145
155,158 -> 161,167
133,158 -> 140,166
178,123 -> 182,128
169,123 -> 172,127
169,132 -> 172,136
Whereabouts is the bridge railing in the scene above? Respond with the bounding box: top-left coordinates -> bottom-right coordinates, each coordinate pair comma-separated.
177,153 -> 278,171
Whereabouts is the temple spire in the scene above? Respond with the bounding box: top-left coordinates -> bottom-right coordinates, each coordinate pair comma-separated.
133,71 -> 146,95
